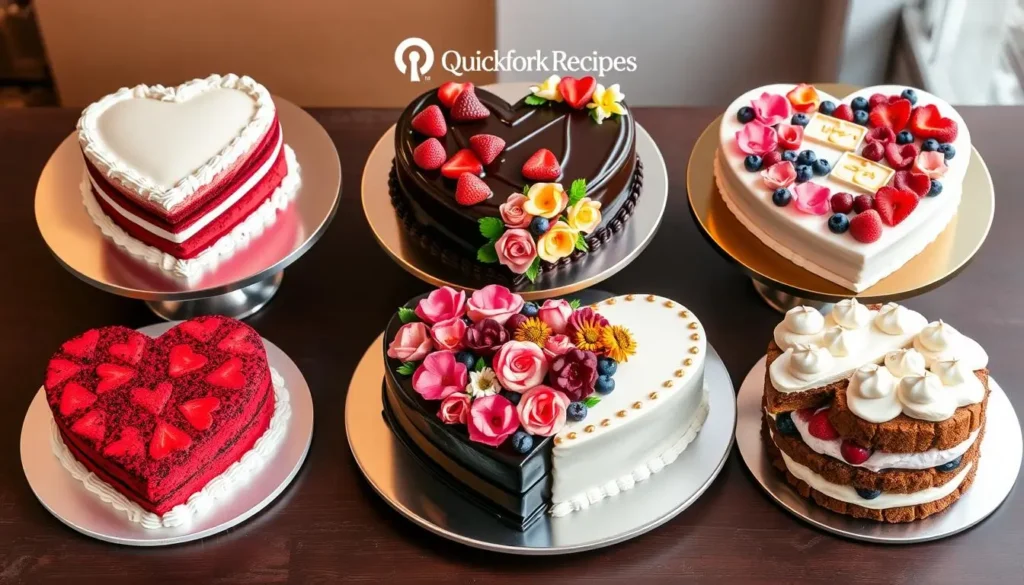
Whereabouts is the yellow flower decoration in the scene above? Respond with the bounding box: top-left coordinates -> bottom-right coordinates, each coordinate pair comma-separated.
573,317 -> 606,353
536,221 -> 578,263
523,183 -> 568,219
587,84 -> 627,124
514,317 -> 552,347
600,324 -> 637,363
566,197 -> 603,235
529,75 -> 563,102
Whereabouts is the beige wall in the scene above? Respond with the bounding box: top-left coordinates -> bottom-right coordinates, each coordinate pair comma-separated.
35,0 -> 497,107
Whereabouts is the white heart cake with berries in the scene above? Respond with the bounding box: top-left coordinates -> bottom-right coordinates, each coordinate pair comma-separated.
715,84 -> 970,292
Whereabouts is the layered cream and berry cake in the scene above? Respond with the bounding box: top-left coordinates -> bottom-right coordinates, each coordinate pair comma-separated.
381,285 -> 708,530
77,74 -> 302,280
390,76 -> 641,289
763,299 -> 989,522
44,316 -> 291,529
715,83 -> 970,292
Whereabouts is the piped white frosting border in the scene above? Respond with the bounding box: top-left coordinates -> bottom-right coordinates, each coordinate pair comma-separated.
77,74 -> 276,214
50,367 -> 291,530
81,144 -> 301,281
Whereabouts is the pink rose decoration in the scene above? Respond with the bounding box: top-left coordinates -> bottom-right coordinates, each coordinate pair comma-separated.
411,351 -> 469,400
430,317 -> 466,352
493,340 -> 549,393
793,182 -> 832,215
776,123 -> 803,150
537,299 -> 573,334
467,394 -> 520,447
415,287 -> 467,325
913,151 -> 948,179
735,121 -> 778,157
494,229 -> 538,275
516,385 -> 570,437
387,322 -> 433,362
467,285 -> 525,325
761,161 -> 797,190
499,193 -> 532,229
751,92 -> 792,126
438,393 -> 471,425
543,334 -> 574,360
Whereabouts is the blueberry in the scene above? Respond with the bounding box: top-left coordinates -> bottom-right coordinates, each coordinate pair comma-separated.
828,213 -> 850,234
737,106 -> 755,124
900,88 -> 918,105
851,96 -> 869,111
818,100 -> 836,116
597,357 -> 618,377
455,351 -> 476,371
529,216 -> 550,237
922,138 -> 939,152
511,430 -> 534,454
795,165 -> 813,183
521,302 -> 539,317
743,154 -> 763,172
896,130 -> 914,145
796,149 -> 817,166
782,150 -> 798,163
928,179 -> 943,197
856,488 -> 882,500
772,188 -> 792,206
935,455 -> 963,472
812,159 -> 831,176
567,402 -> 588,422
938,143 -> 956,160
853,109 -> 869,126
775,412 -> 799,436
791,113 -> 810,127
596,375 -> 615,394
502,390 -> 521,406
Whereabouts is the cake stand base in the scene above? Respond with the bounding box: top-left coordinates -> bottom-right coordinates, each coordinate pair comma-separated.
736,356 -> 1021,544
145,272 -> 283,321
751,279 -> 834,314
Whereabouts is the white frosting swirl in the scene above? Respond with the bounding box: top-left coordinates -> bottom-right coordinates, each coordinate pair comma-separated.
884,348 -> 926,377
847,364 -> 902,423
789,344 -> 833,381
874,302 -> 914,335
898,372 -> 956,421
784,306 -> 825,335
918,320 -> 958,352
931,359 -> 986,406
932,358 -> 966,386
822,326 -> 860,357
832,298 -> 871,330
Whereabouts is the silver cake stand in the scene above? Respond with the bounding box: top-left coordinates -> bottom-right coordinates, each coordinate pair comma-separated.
34,98 -> 342,320
361,82 -> 667,301
345,333 -> 736,555
736,356 -> 1021,543
20,322 -> 314,546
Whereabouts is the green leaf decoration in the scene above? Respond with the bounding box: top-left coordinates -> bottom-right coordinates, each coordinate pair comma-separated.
568,178 -> 587,206
524,95 -> 548,106
473,357 -> 486,372
397,307 -> 418,324
478,216 -> 505,240
569,299 -> 581,310
523,184 -> 531,195
396,361 -> 417,376
525,257 -> 541,283
477,241 -> 498,263
583,395 -> 601,408
574,232 -> 589,253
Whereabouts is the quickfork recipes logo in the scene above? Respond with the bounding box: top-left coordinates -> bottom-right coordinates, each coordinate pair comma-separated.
395,38 -> 435,82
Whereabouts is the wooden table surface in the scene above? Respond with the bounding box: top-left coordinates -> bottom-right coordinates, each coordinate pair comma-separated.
0,107 -> 1021,584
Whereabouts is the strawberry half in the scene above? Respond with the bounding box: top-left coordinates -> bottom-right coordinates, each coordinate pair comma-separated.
95,363 -> 135,394
440,149 -> 483,179
874,186 -> 919,226
206,357 -> 245,390
558,76 -> 597,109
149,421 -> 192,460
130,382 -> 173,416
438,81 -> 473,109
468,134 -> 506,165
455,173 -> 491,206
168,344 -> 207,378
59,382 -> 97,416
522,148 -> 561,181
413,138 -> 446,171
179,397 -> 221,431
807,410 -> 839,440
450,89 -> 489,122
109,335 -> 145,365
909,104 -> 958,142
833,104 -> 854,122
103,428 -> 144,459
868,98 -> 911,132
62,330 -> 99,358
850,209 -> 883,243
410,105 -> 447,138
884,142 -> 918,170
892,170 -> 931,199
71,409 -> 107,444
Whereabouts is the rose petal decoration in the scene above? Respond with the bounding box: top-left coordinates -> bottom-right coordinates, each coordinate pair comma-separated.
430,317 -> 467,352
493,340 -> 549,393
437,393 -> 471,425
547,348 -> 599,402
494,228 -> 538,275
467,285 -> 525,325
543,334 -> 574,360
467,394 -> 520,447
387,322 -> 433,362
537,299 -> 573,334
865,127 -> 896,145
751,92 -> 792,126
776,123 -> 803,150
463,318 -> 509,357
499,193 -> 533,229
913,151 -> 948,179
516,385 -> 570,437
761,161 -> 797,190
735,120 -> 778,157
793,182 -> 832,215
415,287 -> 467,325
411,351 -> 469,401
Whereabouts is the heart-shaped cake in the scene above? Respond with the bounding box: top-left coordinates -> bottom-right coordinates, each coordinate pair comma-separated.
44,315 -> 283,526
715,84 -> 971,291
390,77 -> 641,288
77,74 -> 302,279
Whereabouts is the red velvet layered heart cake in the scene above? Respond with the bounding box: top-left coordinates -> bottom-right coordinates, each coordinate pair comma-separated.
77,74 -> 302,280
390,76 -> 640,288
44,316 -> 292,528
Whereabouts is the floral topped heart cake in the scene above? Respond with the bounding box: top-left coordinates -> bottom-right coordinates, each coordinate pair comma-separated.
390,76 -> 641,289
77,74 -> 302,280
715,84 -> 970,291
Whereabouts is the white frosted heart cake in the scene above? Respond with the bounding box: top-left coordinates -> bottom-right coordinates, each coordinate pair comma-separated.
763,299 -> 989,522
382,285 -> 709,530
77,74 -> 302,279
715,84 -> 970,291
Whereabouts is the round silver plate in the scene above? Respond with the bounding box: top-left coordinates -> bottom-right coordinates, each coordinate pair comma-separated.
736,355 -> 1021,543
20,322 -> 315,546
345,334 -> 736,555
34,98 -> 342,320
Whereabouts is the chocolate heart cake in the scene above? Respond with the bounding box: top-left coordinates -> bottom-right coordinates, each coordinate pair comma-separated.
44,316 -> 291,528
390,76 -> 641,288
77,74 -> 302,280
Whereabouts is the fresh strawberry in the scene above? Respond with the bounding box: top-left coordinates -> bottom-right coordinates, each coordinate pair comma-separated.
109,335 -> 145,365
522,148 -> 562,181
440,149 -> 483,179
762,150 -> 783,168
868,98 -> 911,132
95,363 -> 135,393
410,105 -> 447,137
850,209 -> 883,243
168,344 -> 208,378
874,186 -> 919,226
833,104 -> 854,122
130,382 -> 173,416
149,421 -> 192,460
861,141 -> 885,162
179,317 -> 223,342
103,427 -> 144,459
786,83 -> 820,113
179,397 -> 221,431
865,127 -> 896,145
558,76 -> 597,109
853,194 -> 874,214
884,142 -> 918,170
70,409 -> 106,444
217,327 -> 259,355
892,170 -> 931,199
206,357 -> 245,390
450,89 -> 489,122
468,134 -> 506,165
808,410 -> 839,440
454,173 -> 491,206
437,81 -> 472,109
46,359 -> 81,388
868,93 -> 888,109
889,94 -> 905,104
909,104 -> 958,142
59,382 -> 97,416
62,330 -> 99,358
795,407 -> 818,422
413,138 -> 446,171
840,440 -> 872,465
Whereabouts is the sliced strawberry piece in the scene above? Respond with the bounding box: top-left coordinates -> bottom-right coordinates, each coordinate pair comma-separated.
865,127 -> 896,145
410,105 -> 447,138
808,410 -> 839,440
109,334 -> 145,365
909,104 -> 959,142
522,148 -> 562,181
179,397 -> 222,431
168,345 -> 208,378
103,427 -> 144,459
840,440 -> 872,465
206,357 -> 245,390
62,330 -> 99,358
450,89 -> 489,121
217,327 -> 259,355
868,98 -> 911,132
440,149 -> 483,179
413,138 -> 446,171
179,317 -> 223,342
786,83 -> 820,113
468,134 -> 506,165
149,421 -> 192,461
46,359 -> 81,389
59,382 -> 97,416
454,173 -> 492,206
833,104 -> 854,122
861,141 -> 885,162
795,407 -> 817,422
558,76 -> 597,109
892,170 -> 931,199
874,186 -> 919,226
71,409 -> 106,444
437,81 -> 472,109
130,382 -> 173,416
884,142 -> 919,170
95,363 -> 135,393
850,209 -> 883,243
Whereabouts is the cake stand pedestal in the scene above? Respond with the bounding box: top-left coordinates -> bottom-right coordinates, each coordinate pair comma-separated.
686,84 -> 994,313
20,322 -> 314,546
362,83 -> 667,302
735,356 -> 1021,543
34,98 -> 341,321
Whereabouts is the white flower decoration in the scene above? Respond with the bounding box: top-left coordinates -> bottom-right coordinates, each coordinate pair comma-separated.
466,367 -> 502,398
587,83 -> 627,124
529,75 -> 563,102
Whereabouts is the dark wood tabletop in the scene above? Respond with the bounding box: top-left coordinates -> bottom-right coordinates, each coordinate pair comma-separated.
0,106 -> 1021,584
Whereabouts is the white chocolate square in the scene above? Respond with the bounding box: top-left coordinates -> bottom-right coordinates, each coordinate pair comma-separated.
803,114 -> 867,152
830,152 -> 895,193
